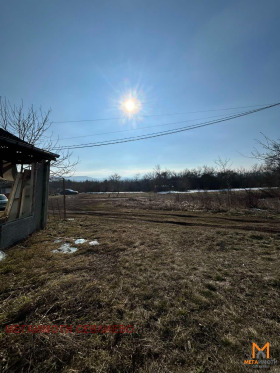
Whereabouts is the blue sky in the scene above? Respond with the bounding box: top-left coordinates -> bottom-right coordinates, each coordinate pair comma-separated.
1,0 -> 280,178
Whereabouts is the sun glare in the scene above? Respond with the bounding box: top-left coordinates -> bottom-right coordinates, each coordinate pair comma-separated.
116,86 -> 146,122
121,95 -> 141,117
124,99 -> 136,112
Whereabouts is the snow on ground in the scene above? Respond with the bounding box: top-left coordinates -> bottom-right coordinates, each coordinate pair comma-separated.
0,251 -> 6,261
52,243 -> 78,254
89,240 -> 99,246
85,187 -> 277,195
86,192 -> 143,194
75,238 -> 87,244
52,237 -> 99,254
157,187 -> 272,194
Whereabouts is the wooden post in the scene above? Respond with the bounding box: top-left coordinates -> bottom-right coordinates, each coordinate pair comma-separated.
51,199 -> 55,218
56,198 -> 61,220
63,178 -> 66,220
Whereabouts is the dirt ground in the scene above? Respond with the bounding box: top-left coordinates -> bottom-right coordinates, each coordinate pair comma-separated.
0,193 -> 279,372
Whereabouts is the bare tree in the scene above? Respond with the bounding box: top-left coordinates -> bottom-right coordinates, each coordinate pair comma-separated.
0,97 -> 78,177
109,173 -> 121,192
253,134 -> 280,174
215,157 -> 233,208
215,157 -> 232,187
153,164 -> 170,191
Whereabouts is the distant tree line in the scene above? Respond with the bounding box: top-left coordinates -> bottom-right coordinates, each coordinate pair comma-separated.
49,136 -> 280,193
49,164 -> 280,194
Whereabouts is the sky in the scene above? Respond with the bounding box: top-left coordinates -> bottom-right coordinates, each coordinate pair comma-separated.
0,0 -> 280,179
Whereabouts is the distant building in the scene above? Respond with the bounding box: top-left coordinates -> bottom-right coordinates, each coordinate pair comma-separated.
0,128 -> 59,249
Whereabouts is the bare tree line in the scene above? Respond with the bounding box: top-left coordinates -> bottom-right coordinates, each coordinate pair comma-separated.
49,162 -> 279,194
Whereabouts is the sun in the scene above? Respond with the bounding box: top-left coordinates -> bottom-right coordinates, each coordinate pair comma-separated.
121,95 -> 141,117
124,99 -> 136,113
116,86 -> 146,121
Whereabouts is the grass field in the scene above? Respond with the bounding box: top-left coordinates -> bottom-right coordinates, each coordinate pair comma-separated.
1,193 -> 280,372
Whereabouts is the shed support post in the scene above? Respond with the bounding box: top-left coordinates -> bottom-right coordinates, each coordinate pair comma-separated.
41,161 -> 50,229
63,178 -> 66,220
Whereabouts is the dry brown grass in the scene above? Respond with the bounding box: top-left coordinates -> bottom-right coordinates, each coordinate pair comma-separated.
0,193 -> 280,372
49,189 -> 280,214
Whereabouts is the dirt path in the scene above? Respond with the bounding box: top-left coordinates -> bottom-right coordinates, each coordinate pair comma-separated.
64,208 -> 280,234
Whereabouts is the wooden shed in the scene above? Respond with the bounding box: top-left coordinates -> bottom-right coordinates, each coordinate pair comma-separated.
0,128 -> 59,249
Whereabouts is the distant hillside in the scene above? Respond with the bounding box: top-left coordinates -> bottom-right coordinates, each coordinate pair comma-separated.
64,176 -> 94,182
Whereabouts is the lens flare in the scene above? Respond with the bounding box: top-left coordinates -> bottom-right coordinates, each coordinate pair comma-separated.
124,99 -> 136,112
120,94 -> 141,117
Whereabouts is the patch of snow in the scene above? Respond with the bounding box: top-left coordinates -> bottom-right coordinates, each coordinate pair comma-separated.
52,243 -> 77,254
75,238 -> 87,244
89,240 -> 99,246
52,237 -> 99,253
86,191 -> 143,194
67,218 -> 75,221
0,251 -> 6,261
157,187 -> 279,194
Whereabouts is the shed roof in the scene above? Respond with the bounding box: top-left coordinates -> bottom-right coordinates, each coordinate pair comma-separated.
0,128 -> 59,163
